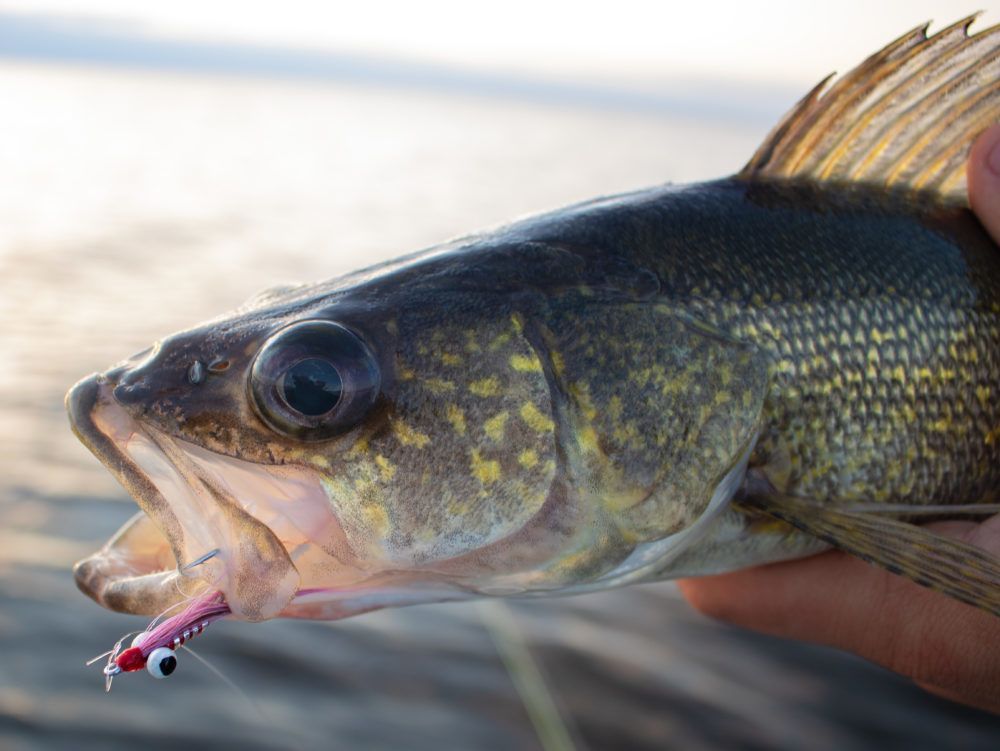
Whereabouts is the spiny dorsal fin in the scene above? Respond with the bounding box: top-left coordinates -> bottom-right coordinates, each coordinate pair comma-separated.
741,15 -> 1000,205
740,493 -> 1000,618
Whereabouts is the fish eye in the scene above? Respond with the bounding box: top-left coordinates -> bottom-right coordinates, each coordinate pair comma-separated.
250,320 -> 380,441
146,647 -> 177,678
280,357 -> 343,416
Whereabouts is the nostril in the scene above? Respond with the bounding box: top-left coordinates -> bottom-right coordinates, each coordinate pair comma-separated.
113,379 -> 151,405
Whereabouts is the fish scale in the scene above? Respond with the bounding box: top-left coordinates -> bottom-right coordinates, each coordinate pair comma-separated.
623,181 -> 1000,508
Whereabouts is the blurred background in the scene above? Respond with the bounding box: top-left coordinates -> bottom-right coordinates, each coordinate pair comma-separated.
3,2 -> 1000,749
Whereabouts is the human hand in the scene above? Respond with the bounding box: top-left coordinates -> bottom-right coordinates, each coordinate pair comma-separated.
677,124 -> 1000,715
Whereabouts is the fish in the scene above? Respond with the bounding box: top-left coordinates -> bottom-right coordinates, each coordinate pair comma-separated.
67,16 -> 1000,683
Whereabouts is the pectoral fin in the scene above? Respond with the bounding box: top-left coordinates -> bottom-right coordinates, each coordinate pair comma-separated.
739,493 -> 1000,617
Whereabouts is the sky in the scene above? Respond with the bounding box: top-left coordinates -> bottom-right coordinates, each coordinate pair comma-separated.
1,0 -> 998,87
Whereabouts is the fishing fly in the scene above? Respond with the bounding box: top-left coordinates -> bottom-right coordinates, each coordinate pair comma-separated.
88,550 -> 232,691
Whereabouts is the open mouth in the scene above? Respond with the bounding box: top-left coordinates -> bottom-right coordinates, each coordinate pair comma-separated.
67,373 -> 341,621
67,373 -> 471,624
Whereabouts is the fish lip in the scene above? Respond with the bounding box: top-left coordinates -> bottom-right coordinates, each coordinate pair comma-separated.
66,374 -> 170,532
67,374 -> 193,614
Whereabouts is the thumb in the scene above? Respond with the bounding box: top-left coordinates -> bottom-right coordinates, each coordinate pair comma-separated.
967,123 -> 1000,245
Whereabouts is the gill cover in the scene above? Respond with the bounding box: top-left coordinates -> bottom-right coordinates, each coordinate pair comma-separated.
471,297 -> 772,592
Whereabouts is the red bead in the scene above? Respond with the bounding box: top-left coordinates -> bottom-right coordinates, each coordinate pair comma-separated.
115,647 -> 146,672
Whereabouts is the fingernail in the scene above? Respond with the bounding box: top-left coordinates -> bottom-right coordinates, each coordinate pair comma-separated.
987,131 -> 1000,177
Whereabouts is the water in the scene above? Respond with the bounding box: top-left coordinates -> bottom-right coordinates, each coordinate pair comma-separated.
2,61 -> 999,750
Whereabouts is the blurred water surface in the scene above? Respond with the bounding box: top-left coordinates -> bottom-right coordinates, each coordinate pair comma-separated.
2,61 -> 1000,750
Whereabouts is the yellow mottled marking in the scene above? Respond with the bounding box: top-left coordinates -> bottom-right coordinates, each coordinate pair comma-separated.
551,350 -> 565,378
518,449 -> 539,469
346,435 -> 369,458
603,485 -> 650,513
931,417 -> 952,432
977,385 -> 992,407
440,353 -> 462,366
510,314 -> 524,333
471,450 -> 501,485
374,454 -> 396,481
520,402 -> 555,432
469,376 -> 502,397
871,327 -> 893,344
488,332 -> 512,351
484,411 -> 510,441
360,504 -> 390,536
446,404 -> 466,435
398,366 -> 416,381
392,419 -> 431,448
510,353 -> 542,372
718,363 -> 733,386
424,377 -> 456,393
578,425 -> 601,454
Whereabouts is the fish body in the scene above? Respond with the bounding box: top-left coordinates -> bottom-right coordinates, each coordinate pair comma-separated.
68,18 -> 1000,630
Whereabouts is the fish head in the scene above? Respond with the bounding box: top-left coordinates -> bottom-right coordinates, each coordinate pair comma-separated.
67,243 -> 570,621
68,239 -> 769,623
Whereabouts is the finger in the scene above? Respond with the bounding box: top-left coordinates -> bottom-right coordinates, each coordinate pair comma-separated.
967,123 -> 1000,245
678,521 -> 1000,712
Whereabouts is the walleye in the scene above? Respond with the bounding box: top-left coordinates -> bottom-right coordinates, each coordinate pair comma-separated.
69,17 -> 1000,685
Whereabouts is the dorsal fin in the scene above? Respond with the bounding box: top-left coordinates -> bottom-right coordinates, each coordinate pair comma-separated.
741,15 -> 1000,205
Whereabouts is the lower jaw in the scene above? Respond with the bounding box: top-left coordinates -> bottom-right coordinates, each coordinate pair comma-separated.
74,511 -> 209,616
75,561 -> 192,616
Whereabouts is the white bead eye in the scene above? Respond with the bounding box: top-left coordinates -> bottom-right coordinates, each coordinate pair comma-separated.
131,632 -> 150,649
146,647 -> 177,679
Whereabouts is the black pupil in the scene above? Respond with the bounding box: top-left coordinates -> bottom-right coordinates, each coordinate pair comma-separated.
281,358 -> 343,416
159,654 -> 177,676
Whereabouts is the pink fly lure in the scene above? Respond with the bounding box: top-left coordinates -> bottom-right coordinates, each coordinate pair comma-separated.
91,589 -> 231,691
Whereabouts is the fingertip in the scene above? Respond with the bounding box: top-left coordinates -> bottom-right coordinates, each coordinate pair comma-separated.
676,576 -> 735,620
677,552 -> 851,636
677,551 -> 902,645
967,123 -> 1000,245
